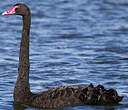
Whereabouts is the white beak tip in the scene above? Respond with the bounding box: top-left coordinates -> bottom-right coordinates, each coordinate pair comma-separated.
2,12 -> 7,15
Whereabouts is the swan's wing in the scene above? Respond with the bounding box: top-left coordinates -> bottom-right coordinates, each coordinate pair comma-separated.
30,84 -> 123,108
30,85 -> 85,108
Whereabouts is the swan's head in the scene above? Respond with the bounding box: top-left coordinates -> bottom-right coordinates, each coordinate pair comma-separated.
2,4 -> 30,16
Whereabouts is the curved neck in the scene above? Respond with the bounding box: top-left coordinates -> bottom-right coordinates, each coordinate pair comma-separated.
14,12 -> 31,102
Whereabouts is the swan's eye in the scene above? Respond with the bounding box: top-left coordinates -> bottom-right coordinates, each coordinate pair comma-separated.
15,8 -> 18,12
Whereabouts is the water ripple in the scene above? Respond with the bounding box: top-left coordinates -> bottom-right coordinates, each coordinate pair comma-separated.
0,0 -> 128,110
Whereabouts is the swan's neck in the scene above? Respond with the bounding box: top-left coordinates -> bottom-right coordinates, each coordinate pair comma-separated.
14,13 -> 32,102
18,15 -> 31,83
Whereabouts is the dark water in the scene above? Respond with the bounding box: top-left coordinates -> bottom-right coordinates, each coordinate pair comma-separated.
0,0 -> 128,110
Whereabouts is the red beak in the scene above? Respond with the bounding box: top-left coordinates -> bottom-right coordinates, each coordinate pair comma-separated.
2,6 -> 20,15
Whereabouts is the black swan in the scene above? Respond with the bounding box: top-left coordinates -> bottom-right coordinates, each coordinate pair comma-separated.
2,4 -> 123,109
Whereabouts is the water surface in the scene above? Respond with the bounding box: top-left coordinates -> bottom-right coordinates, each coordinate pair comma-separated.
0,0 -> 128,110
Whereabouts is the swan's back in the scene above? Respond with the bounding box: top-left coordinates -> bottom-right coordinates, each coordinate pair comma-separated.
29,84 -> 123,108
30,86 -> 83,108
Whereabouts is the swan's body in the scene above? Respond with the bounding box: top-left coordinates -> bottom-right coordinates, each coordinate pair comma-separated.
2,4 -> 123,109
